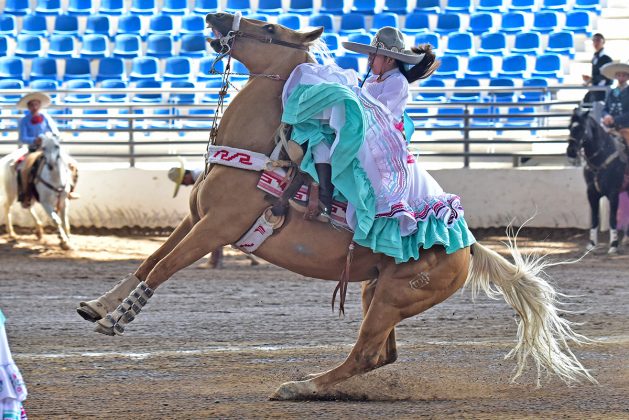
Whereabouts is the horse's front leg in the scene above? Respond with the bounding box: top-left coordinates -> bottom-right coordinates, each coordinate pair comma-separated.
28,206 -> 44,241
608,192 -> 620,254
4,200 -> 17,241
60,197 -> 71,236
38,200 -> 71,250
586,184 -> 601,250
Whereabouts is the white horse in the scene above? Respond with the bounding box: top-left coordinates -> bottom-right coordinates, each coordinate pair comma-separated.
0,133 -> 73,250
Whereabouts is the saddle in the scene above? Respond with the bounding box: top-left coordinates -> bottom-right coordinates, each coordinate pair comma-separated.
17,151 -> 43,208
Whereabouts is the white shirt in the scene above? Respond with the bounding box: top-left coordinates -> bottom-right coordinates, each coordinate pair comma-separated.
362,68 -> 409,122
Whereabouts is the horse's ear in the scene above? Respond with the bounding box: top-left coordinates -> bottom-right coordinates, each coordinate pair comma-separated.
299,26 -> 324,43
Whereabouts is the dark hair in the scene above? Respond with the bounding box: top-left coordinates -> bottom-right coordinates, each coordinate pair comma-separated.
396,44 -> 440,84
593,33 -> 605,41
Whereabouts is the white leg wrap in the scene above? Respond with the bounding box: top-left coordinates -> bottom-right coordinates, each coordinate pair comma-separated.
589,228 -> 598,245
609,229 -> 618,245
95,281 -> 154,336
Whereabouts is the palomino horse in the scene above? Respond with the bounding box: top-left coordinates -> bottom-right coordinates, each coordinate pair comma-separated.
567,108 -> 628,253
1,133 -> 73,250
77,13 -> 594,399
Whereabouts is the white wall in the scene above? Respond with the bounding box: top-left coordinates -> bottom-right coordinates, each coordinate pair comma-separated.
1,167 -> 592,229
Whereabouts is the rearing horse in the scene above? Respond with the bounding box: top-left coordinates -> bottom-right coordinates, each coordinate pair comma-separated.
77,13 -> 594,399
566,108 -> 628,254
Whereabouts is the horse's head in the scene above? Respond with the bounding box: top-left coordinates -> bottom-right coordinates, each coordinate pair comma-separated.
205,12 -> 324,74
566,108 -> 593,159
40,132 -> 62,169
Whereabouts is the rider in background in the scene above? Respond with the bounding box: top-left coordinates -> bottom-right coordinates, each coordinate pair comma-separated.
17,92 -> 59,152
600,61 -> 629,148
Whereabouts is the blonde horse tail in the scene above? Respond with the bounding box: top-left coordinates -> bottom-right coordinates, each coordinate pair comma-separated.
466,236 -> 597,386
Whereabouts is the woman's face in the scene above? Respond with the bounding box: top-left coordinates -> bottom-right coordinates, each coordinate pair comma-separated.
27,100 -> 41,114
368,53 -> 395,76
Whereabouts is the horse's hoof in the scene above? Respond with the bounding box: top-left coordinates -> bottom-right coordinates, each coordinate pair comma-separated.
93,322 -> 116,336
6,235 -> 17,243
76,304 -> 102,322
585,241 -> 597,251
270,380 -> 318,401
60,242 -> 72,251
35,229 -> 43,241
608,246 -> 618,255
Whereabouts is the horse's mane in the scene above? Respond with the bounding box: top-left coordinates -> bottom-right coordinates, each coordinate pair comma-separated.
305,36 -> 332,64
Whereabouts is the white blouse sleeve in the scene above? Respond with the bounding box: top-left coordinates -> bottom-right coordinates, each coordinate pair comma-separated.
372,73 -> 409,121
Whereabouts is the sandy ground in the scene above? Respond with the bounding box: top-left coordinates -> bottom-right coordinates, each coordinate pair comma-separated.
0,229 -> 627,419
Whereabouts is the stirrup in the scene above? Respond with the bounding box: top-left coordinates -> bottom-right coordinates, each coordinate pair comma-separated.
289,199 -> 330,223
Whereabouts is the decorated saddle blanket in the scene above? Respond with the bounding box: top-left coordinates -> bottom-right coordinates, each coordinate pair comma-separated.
279,63 -> 476,263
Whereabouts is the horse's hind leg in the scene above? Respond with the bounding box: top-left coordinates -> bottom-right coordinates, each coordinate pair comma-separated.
361,278 -> 397,366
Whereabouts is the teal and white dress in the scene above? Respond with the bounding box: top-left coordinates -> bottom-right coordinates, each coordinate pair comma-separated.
281,63 -> 475,263
0,310 -> 27,420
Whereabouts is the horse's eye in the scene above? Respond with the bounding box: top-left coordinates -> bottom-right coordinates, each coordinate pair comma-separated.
263,24 -> 275,34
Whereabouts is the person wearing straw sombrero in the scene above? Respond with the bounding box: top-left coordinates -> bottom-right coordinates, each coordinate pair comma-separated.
17,92 -> 59,153
600,61 -> 629,148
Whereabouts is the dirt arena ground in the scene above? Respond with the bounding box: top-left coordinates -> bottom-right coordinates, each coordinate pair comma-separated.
0,229 -> 627,419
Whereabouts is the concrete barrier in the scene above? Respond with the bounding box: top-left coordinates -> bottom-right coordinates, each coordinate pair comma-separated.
1,167 -> 593,230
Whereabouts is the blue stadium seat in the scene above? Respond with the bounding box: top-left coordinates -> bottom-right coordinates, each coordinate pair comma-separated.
164,57 -> 192,80
96,57 -> 125,81
573,0 -> 601,15
288,0 -> 314,15
487,77 -> 515,103
193,0 -> 218,15
531,53 -> 563,81
64,79 -> 94,103
477,32 -> 506,55
476,0 -> 504,13
80,34 -> 109,58
344,33 -> 371,56
0,79 -> 25,103
130,0 -> 156,15
542,0 -> 567,11
148,15 -> 174,37
180,14 -> 205,36
503,106 -> 536,129
351,0 -> 376,15
322,33 -> 340,53
370,13 -> 399,34
468,12 -> 495,35
497,54 -> 528,78
169,80 -> 196,104
54,15 -> 80,37
500,12 -> 526,33
132,79 -> 163,103
197,55 -> 223,81
334,56 -> 360,72
4,0 -> 31,16
414,32 -> 440,49
146,34 -> 174,58
48,35 -> 76,57
67,0 -> 93,15
403,12 -> 430,35
511,31 -> 541,55
435,13 -> 462,35
34,0 -> 62,15
113,34 -> 142,58
433,107 -> 464,128
432,55 -> 459,79
310,13 -> 334,33
64,57 -> 91,80
320,0 -> 344,15
130,57 -> 160,80
15,35 -> 43,58
546,31 -> 575,58
383,0 -> 408,15
445,31 -> 473,56
85,15 -> 112,37
450,78 -> 481,102
230,60 -> 249,83
201,79 -> 228,102
115,15 -> 141,39
180,33 -> 207,57
21,15 -> 48,38
508,0 -> 536,13
469,106 -> 493,128
100,0 -> 125,15
98,79 -> 128,102
0,36 -> 7,56
183,109 -> 215,129
339,14 -> 366,35
29,79 -> 59,101
532,11 -> 559,33
76,108 -> 110,130
278,13 -> 301,30
519,77 -> 549,102
464,54 -> 494,78
415,78 -> 446,102
0,15 -> 17,38
0,57 -> 24,80
225,0 -> 252,15
413,0 -> 440,14
445,0 -> 472,14
248,13 -> 270,21
257,0 -> 283,15
161,0 -> 188,15
564,11 -> 592,35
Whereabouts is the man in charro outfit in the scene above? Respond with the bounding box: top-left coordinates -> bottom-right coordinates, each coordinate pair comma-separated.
600,61 -> 629,148
582,33 -> 613,104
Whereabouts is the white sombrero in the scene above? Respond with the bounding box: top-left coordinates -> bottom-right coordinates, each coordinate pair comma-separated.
168,157 -> 186,198
600,61 -> 629,80
342,27 -> 425,65
17,92 -> 51,109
